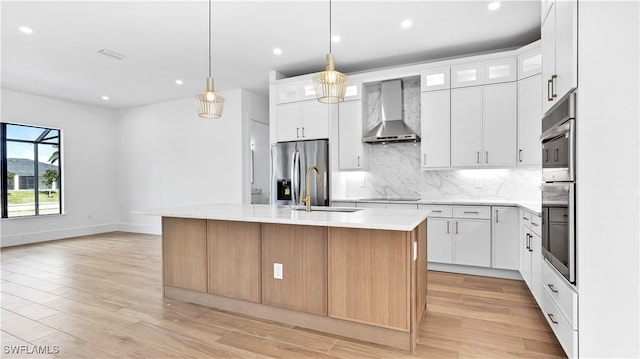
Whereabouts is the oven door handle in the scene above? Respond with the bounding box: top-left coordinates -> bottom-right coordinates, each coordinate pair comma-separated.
540,120 -> 572,142
568,182 -> 576,283
540,183 -> 570,193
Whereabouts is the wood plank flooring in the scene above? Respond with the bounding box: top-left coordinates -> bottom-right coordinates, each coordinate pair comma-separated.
0,232 -> 566,358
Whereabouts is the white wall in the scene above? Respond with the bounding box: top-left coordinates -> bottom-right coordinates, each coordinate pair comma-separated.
0,89 -> 119,246
115,89 -> 267,234
577,2 -> 640,357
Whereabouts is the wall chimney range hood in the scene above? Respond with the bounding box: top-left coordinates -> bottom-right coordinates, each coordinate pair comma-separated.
362,79 -> 420,144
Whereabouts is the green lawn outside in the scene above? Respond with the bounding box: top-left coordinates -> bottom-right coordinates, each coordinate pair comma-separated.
7,190 -> 59,204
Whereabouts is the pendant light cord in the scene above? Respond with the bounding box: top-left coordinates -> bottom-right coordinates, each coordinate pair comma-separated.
328,0 -> 332,54
208,0 -> 212,78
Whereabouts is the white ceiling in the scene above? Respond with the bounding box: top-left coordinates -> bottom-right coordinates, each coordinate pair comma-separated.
1,1 -> 541,110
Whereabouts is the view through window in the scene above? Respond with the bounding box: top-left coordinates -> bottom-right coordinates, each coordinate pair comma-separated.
1,123 -> 62,217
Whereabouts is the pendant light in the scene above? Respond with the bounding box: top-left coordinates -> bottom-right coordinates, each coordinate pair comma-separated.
195,0 -> 224,118
313,0 -> 347,104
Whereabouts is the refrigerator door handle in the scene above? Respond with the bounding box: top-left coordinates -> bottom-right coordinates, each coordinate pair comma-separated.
293,150 -> 301,206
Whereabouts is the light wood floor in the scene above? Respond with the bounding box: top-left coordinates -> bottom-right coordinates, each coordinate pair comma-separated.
0,232 -> 566,358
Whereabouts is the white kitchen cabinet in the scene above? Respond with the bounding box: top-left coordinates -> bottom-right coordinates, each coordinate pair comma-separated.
427,218 -> 453,263
451,64 -> 483,88
521,209 -> 543,303
338,100 -> 366,170
452,219 -> 491,267
421,67 -> 450,92
518,48 -> 542,80
541,0 -> 578,114
451,83 -> 516,167
451,86 -> 483,167
483,58 -> 517,85
420,90 -> 450,168
483,82 -> 517,166
276,81 -> 317,104
275,100 -> 330,142
491,206 -> 520,270
518,74 -> 543,166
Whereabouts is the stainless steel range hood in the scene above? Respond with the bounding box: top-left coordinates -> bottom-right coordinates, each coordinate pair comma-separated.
362,79 -> 420,144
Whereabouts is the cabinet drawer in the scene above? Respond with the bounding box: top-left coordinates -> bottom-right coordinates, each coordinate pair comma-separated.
386,203 -> 418,210
521,210 -> 532,227
530,214 -> 542,236
541,289 -> 577,358
418,205 -> 452,218
356,202 -> 386,209
453,206 -> 490,219
331,201 -> 356,208
542,261 -> 577,329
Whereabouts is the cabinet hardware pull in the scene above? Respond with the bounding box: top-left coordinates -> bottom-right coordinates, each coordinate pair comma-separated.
357,156 -> 360,167
485,151 -> 489,164
547,313 -> 559,324
532,222 -> 539,227
432,210 -> 442,213
302,127 -> 305,137
548,284 -> 559,293
519,149 -> 523,162
464,211 -> 479,214
551,74 -> 558,98
523,216 -> 529,220
477,151 -> 480,164
527,233 -> 532,251
555,148 -> 559,162
547,79 -> 553,101
545,149 -> 549,162
296,128 -> 300,138
423,153 -> 426,166
495,210 -> 499,223
446,221 -> 450,234
455,221 -> 459,234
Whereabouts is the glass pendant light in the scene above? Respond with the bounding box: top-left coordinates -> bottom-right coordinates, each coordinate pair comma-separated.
313,0 -> 347,104
195,0 -> 224,118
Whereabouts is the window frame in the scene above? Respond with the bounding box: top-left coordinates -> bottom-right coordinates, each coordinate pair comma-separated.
1,122 -> 63,218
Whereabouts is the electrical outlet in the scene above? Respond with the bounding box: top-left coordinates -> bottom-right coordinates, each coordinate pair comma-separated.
475,179 -> 483,188
273,263 -> 283,280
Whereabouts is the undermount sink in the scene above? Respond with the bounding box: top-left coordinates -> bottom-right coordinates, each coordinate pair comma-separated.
291,206 -> 362,213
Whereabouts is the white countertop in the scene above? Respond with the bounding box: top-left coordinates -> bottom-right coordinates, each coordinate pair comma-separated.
141,204 -> 429,231
332,198 -> 542,216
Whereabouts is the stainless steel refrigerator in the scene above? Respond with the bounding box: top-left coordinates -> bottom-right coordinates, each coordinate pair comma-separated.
271,139 -> 329,207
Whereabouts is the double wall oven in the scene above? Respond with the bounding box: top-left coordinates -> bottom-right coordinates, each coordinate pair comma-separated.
540,91 -> 576,284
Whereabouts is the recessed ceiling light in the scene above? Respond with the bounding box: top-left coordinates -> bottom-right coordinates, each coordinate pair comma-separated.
401,19 -> 412,29
273,48 -> 282,55
19,26 -> 33,34
101,96 -> 109,101
331,35 -> 341,43
175,80 -> 184,85
488,1 -> 501,10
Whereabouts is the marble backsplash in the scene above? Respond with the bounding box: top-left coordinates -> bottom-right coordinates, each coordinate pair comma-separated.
333,79 -> 541,202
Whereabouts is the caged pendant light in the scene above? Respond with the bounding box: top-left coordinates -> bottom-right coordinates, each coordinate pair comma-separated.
313,0 -> 348,104
195,0 -> 224,118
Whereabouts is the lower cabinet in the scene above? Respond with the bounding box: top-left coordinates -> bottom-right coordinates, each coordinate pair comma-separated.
162,217 -> 207,292
492,206 -> 520,270
207,220 -> 261,302
453,219 -> 491,267
427,218 -> 453,263
328,227 -> 410,331
261,223 -> 328,315
520,210 -> 543,303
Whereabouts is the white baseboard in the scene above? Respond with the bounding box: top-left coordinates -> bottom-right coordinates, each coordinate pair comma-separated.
116,223 -> 161,235
428,262 -> 523,280
0,224 -> 118,248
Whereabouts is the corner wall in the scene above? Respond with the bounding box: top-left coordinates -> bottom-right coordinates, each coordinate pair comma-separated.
115,89 -> 248,234
0,89 -> 119,246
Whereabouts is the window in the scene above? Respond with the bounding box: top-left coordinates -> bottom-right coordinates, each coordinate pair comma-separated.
1,123 -> 62,218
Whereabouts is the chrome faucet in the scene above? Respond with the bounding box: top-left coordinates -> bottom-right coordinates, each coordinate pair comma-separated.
301,165 -> 322,212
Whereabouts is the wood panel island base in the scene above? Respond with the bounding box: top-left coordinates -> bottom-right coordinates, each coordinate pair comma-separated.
155,204 -> 428,351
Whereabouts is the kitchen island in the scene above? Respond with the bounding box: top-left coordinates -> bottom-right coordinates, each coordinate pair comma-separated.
151,204 -> 428,351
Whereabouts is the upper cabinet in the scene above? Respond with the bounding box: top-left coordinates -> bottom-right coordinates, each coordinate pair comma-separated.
338,99 -> 367,170
541,0 -> 578,114
450,82 -> 517,167
421,67 -> 450,92
275,100 -> 330,142
276,81 -> 318,104
518,48 -> 542,80
421,90 -> 451,169
518,74 -> 543,166
483,58 -> 517,85
451,64 -> 484,88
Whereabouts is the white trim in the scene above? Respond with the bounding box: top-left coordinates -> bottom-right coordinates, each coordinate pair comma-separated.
0,223 -> 117,248
428,262 -> 523,280
116,223 -> 161,235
